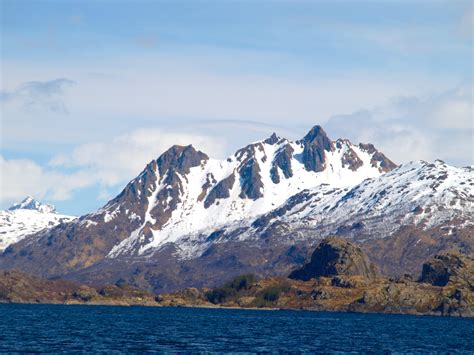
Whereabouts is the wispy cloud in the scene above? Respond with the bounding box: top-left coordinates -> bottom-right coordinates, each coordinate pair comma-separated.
1,78 -> 75,114
3,56 -> 446,151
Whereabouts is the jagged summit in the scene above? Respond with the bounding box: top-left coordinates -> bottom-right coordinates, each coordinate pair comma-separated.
263,132 -> 280,145
300,125 -> 330,144
157,144 -> 209,176
101,124 -> 397,257
8,196 -> 56,214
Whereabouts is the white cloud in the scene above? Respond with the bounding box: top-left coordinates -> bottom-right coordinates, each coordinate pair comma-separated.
0,155 -> 95,205
0,128 -> 225,207
49,128 -> 226,187
325,84 -> 473,166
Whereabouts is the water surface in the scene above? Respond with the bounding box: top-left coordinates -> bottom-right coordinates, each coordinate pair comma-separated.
0,304 -> 473,352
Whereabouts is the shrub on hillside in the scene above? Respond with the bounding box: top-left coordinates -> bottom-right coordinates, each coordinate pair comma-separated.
205,274 -> 256,304
252,283 -> 291,307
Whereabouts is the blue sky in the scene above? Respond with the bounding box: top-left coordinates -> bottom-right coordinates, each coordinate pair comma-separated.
1,0 -> 473,215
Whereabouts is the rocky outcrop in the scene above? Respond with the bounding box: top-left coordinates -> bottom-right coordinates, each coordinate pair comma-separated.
234,143 -> 265,200
289,237 -> 378,281
420,253 -> 474,287
238,158 -> 264,200
300,125 -> 332,172
270,144 -> 294,184
159,250 -> 474,317
337,140 -> 363,171
359,143 -> 397,172
204,173 -> 236,208
105,160 -> 157,219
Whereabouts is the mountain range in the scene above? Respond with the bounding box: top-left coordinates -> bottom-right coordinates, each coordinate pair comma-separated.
1,125 -> 472,292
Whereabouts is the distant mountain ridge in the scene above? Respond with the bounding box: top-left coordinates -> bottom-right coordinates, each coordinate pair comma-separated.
1,125 -> 472,293
0,197 -> 75,251
8,196 -> 56,214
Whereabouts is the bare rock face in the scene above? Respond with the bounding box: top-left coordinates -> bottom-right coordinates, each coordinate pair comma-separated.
239,158 -> 264,200
235,143 -> 265,200
289,237 -> 378,281
359,143 -> 397,172
420,253 -> 474,287
339,142 -> 363,171
204,173 -> 236,208
300,125 -> 332,172
270,144 -> 294,184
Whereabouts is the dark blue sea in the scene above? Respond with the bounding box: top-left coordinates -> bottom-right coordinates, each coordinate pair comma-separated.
0,304 -> 473,353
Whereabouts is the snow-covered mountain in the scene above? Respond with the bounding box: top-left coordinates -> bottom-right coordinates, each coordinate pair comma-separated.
108,157 -> 473,260
104,126 -> 396,258
0,125 -> 472,292
0,197 -> 75,250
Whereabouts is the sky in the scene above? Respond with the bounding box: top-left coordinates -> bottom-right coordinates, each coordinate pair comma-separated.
0,0 -> 473,215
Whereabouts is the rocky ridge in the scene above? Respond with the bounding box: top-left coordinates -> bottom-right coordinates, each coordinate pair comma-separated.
289,237 -> 378,281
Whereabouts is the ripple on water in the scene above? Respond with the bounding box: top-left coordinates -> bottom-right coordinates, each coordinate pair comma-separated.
0,304 -> 473,352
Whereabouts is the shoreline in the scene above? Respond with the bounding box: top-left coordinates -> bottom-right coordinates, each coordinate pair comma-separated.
1,300 -> 472,318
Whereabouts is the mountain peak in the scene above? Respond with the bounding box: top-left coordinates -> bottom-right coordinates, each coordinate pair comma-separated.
157,144 -> 209,176
8,196 -> 56,214
302,125 -> 330,145
263,132 -> 280,145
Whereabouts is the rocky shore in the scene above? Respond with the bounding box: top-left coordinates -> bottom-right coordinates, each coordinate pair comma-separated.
1,238 -> 473,316
158,238 -> 474,317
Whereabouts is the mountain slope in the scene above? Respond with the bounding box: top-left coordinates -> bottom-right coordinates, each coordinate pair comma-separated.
0,197 -> 75,251
0,125 -> 472,292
